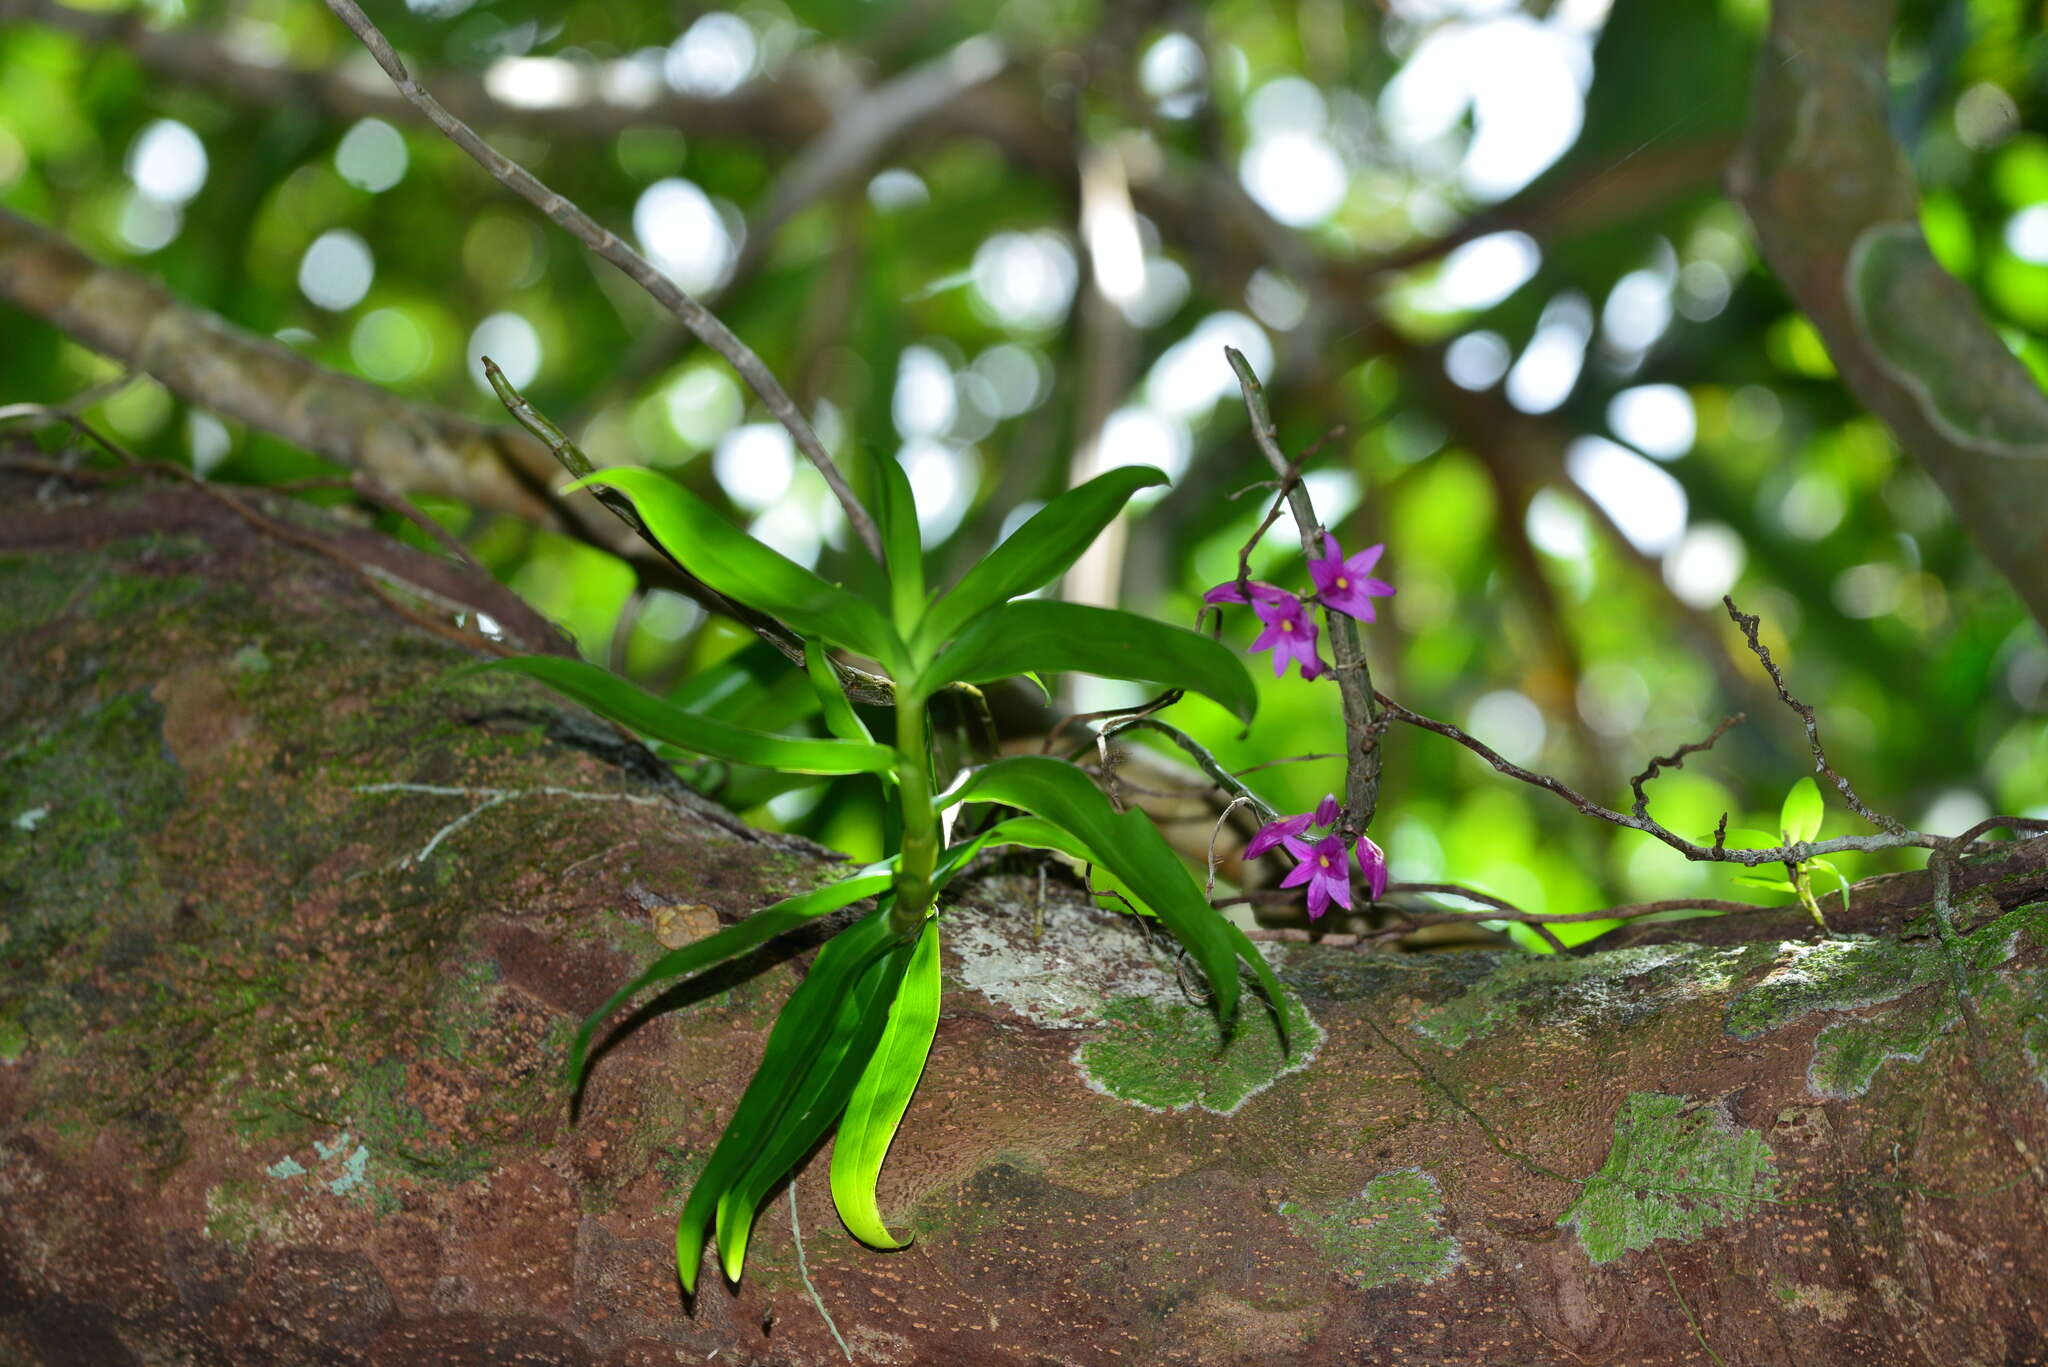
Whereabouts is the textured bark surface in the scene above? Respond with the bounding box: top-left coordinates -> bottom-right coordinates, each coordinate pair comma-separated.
4,477 -> 2048,1366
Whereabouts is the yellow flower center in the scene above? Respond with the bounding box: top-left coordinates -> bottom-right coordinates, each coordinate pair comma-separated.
1335,577 -> 1349,589
1318,855 -> 1332,869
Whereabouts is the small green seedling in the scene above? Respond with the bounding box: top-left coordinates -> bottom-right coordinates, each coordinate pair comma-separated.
1725,777 -> 1848,931
476,371 -> 1282,1292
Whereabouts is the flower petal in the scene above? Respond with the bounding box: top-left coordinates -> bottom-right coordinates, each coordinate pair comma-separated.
1305,879 -> 1330,919
1355,835 -> 1388,901
1344,543 -> 1386,577
1312,795 -> 1340,827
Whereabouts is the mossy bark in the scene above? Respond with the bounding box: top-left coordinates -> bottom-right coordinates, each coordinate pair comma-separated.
3,477 -> 2047,1366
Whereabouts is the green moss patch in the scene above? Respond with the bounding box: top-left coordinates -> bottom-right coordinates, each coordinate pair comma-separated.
0,688 -> 182,946
1073,989 -> 1322,1115
1725,904 -> 2048,1097
1412,943 -> 1766,1050
1560,1093 -> 1777,1265
1281,1168 -> 1458,1289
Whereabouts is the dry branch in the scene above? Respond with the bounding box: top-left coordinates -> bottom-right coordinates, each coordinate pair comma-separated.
317,0 -> 883,562
0,206 -> 558,525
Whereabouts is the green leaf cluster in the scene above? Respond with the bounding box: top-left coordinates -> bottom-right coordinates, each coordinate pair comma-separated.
489,446 -> 1268,1289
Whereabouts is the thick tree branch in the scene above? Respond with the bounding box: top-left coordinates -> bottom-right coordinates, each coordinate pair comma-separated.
0,208 -> 880,689
0,206 -> 558,524
317,0 -> 884,563
1731,0 -> 2048,630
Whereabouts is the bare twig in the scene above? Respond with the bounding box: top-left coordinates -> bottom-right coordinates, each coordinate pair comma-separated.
1722,596 -> 1902,832
1629,713 -> 1746,822
787,1182 -> 854,1364
1092,716 -> 1279,823
1371,690 -> 1938,868
317,0 -> 883,564
1205,796 -> 1253,899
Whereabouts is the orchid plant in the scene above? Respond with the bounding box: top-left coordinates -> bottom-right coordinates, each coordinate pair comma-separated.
1205,535 -> 1395,919
474,392 -> 1283,1291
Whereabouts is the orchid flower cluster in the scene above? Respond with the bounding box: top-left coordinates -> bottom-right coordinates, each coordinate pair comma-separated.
1247,794 -> 1389,919
1206,533 -> 1396,919
1202,535 -> 1394,680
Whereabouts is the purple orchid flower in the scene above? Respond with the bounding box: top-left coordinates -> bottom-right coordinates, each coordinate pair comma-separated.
1308,534 -> 1395,623
1280,834 -> 1353,919
1248,591 -> 1326,680
1244,812 -> 1314,860
1244,794 -> 1342,860
1354,833 -> 1389,901
1202,578 -> 1295,608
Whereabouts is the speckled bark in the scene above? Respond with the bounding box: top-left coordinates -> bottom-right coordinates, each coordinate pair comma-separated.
3,476 -> 2047,1367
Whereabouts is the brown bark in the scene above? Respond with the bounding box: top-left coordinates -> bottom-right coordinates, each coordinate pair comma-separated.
4,474 -> 2048,1364
1732,0 -> 2048,631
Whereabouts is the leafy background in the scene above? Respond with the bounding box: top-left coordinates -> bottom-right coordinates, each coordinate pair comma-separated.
4,0 -> 2044,946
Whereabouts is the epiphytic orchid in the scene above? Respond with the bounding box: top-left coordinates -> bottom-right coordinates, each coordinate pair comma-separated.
1308,535 -> 1395,623
1248,591 -> 1326,680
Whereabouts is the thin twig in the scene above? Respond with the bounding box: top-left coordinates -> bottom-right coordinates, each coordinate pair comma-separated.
1629,713 -> 1745,822
1371,690 -> 1939,867
1656,1247 -> 1727,1367
788,1182 -> 855,1364
1092,716 -> 1279,823
1206,795 -> 1252,899
316,0 -> 883,564
1723,596 -> 1902,832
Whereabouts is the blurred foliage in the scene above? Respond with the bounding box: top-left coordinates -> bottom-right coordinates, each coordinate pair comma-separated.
3,0 -> 2044,946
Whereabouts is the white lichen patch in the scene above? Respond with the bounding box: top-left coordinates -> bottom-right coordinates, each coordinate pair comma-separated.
947,888 -> 1186,1029
1412,943 -> 1760,1050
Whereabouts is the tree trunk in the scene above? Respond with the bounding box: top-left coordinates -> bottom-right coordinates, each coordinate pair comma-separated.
4,471 -> 2047,1366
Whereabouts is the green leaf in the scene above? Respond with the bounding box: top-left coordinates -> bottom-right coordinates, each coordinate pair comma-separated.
1808,858 -> 1851,905
1721,828 -> 1787,851
830,916 -> 941,1248
676,909 -> 903,1293
869,449 -> 925,630
567,865 -> 893,1091
564,466 -> 902,665
804,639 -> 874,744
474,656 -> 891,775
1732,875 -> 1797,892
918,467 -> 1168,651
712,926 -> 916,1282
1780,777 -> 1825,845
918,601 -> 1257,725
945,756 -> 1284,1038
931,816 -> 1091,891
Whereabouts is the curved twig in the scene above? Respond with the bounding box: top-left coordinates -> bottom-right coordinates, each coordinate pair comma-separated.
317,0 -> 883,564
